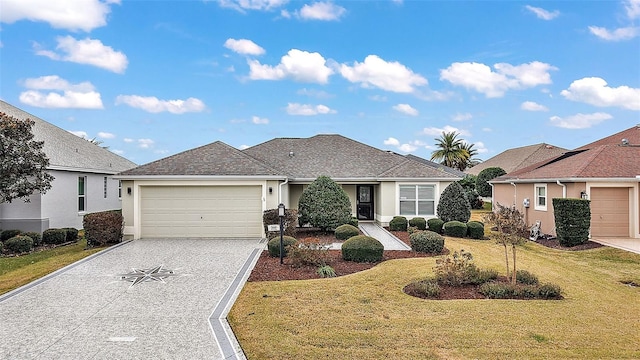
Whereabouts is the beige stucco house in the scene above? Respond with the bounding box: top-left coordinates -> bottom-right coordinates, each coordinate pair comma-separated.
116,135 -> 464,239
491,126 -> 640,240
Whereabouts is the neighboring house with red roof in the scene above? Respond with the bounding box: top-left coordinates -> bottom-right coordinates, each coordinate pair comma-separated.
116,135 -> 463,239
465,143 -> 568,176
491,125 -> 640,239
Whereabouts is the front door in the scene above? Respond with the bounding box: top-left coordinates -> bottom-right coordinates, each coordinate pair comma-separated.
356,185 -> 374,220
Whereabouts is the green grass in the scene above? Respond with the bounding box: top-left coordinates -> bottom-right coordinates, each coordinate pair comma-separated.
230,236 -> 640,359
0,239 -> 105,295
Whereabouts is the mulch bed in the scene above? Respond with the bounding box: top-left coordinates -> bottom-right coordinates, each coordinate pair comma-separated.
533,237 -> 603,251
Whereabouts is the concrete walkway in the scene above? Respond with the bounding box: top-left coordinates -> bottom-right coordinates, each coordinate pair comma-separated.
358,222 -> 411,250
591,237 -> 640,254
0,238 -> 262,360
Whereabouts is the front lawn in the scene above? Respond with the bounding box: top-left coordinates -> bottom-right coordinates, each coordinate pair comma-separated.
229,237 -> 640,359
0,239 -> 105,295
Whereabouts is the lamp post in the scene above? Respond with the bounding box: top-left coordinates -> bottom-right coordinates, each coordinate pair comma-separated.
278,203 -> 285,265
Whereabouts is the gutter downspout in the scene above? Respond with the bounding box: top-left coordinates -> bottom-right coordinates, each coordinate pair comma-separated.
511,182 -> 517,207
556,180 -> 566,198
279,177 -> 289,205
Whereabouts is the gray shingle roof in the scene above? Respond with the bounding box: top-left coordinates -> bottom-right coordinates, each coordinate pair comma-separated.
1,100 -> 136,174
465,143 -> 568,176
119,141 -> 282,176
405,154 -> 466,177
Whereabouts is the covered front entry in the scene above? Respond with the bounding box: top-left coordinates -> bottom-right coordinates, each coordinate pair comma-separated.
590,187 -> 630,237
140,185 -> 263,238
356,185 -> 374,220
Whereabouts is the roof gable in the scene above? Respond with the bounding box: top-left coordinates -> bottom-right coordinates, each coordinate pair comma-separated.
576,125 -> 640,149
466,143 -> 568,176
119,141 -> 281,176
1,100 -> 136,173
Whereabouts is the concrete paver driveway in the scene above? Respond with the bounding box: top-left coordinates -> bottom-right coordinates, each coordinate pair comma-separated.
0,238 -> 262,359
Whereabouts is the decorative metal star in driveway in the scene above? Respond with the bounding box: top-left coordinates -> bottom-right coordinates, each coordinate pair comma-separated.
119,265 -> 178,287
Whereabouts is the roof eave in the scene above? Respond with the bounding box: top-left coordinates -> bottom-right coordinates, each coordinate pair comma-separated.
378,177 -> 463,182
491,177 -> 640,183
113,175 -> 287,181
49,165 -> 123,175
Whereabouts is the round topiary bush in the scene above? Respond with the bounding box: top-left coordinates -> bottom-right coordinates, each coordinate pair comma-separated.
63,228 -> 79,243
23,232 -> 42,247
427,218 -> 444,234
466,221 -> 485,239
298,175 -> 352,231
4,235 -> 34,254
389,216 -> 408,231
1,229 -> 22,242
348,217 -> 359,227
437,182 -> 471,223
43,228 -> 67,245
267,236 -> 298,257
408,217 -> 427,230
443,221 -> 467,238
334,224 -> 360,240
409,230 -> 445,253
341,235 -> 384,262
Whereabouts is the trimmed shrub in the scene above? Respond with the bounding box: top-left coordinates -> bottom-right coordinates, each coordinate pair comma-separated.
298,176 -> 352,231
341,235 -> 384,263
267,236 -> 297,258
4,235 -> 34,254
471,268 -> 499,285
389,216 -> 408,231
409,230 -> 444,254
516,270 -> 539,285
407,226 -> 419,235
437,182 -> 471,223
42,228 -> 67,245
63,228 -> 79,243
263,208 -> 298,239
537,283 -> 563,299
83,210 -> 124,246
427,218 -> 444,234
23,231 -> 42,247
464,189 -> 484,209
435,250 -> 481,286
443,221 -> 467,238
479,282 -> 519,299
476,167 -> 506,197
408,217 -> 427,230
1,229 -> 22,242
0,241 -> 3,253
287,237 -> 331,267
348,217 -> 359,227
334,224 -> 360,240
466,221 -> 485,239
412,279 -> 441,298
553,198 -> 591,247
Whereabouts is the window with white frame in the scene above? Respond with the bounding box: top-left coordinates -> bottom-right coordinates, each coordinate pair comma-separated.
534,183 -> 547,211
78,176 -> 86,212
399,185 -> 435,216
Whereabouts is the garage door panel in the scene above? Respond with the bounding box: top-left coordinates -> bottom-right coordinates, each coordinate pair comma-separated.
140,186 -> 262,238
590,187 -> 629,237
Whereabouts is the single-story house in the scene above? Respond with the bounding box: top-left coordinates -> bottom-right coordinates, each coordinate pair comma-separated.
491,125 -> 640,239
0,101 -> 137,232
116,134 -> 464,239
465,143 -> 568,176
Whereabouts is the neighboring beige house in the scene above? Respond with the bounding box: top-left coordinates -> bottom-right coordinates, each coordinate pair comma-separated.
491,126 -> 640,240
466,143 -> 568,176
116,135 -> 463,239
0,101 -> 137,232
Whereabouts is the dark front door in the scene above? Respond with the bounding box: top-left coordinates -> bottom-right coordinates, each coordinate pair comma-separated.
356,185 -> 374,220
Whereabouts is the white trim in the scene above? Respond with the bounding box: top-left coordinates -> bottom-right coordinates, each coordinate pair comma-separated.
492,177 -> 640,184
397,183 -> 437,217
534,183 -> 547,211
114,175 -> 285,181
49,165 -> 121,174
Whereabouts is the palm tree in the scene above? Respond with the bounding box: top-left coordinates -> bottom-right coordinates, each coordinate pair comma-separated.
430,131 -> 469,170
460,142 -> 482,170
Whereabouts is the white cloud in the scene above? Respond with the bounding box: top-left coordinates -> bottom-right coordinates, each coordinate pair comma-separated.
298,2 -> 346,21
561,77 -> 640,110
217,0 -> 287,12
392,103 -> 418,116
452,112 -> 473,121
0,0 -> 119,32
19,75 -> 103,109
588,26 -> 639,41
280,9 -> 292,18
286,103 -> 336,116
475,141 -> 488,154
238,144 -> 250,150
398,143 -> 417,152
440,61 -> 557,98
97,131 -> 115,139
625,0 -> 640,19
248,49 -> 333,84
252,115 -> 269,124
525,5 -> 559,20
69,130 -> 88,138
138,138 -> 154,149
521,101 -> 549,111
422,125 -> 471,137
111,149 -> 124,155
297,88 -> 333,98
34,36 -> 128,73
123,138 -> 134,143
383,137 -> 421,153
369,95 -> 387,102
115,95 -> 206,114
549,112 -> 612,129
224,38 -> 265,56
383,137 -> 400,146
339,55 -> 427,93
482,127 -> 492,132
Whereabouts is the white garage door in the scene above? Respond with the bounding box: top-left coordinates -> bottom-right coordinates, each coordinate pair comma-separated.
590,187 -> 630,237
140,186 -> 263,238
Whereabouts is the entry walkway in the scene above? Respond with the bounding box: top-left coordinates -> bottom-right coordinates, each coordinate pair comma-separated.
591,237 -> 640,254
358,222 -> 411,250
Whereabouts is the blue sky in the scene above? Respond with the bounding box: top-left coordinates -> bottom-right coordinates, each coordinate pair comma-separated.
1,0 -> 639,166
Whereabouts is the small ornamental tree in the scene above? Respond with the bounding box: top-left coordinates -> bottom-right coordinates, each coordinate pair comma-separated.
483,203 -> 528,284
476,167 -> 506,198
436,182 -> 471,223
298,175 -> 352,232
1,113 -> 54,203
